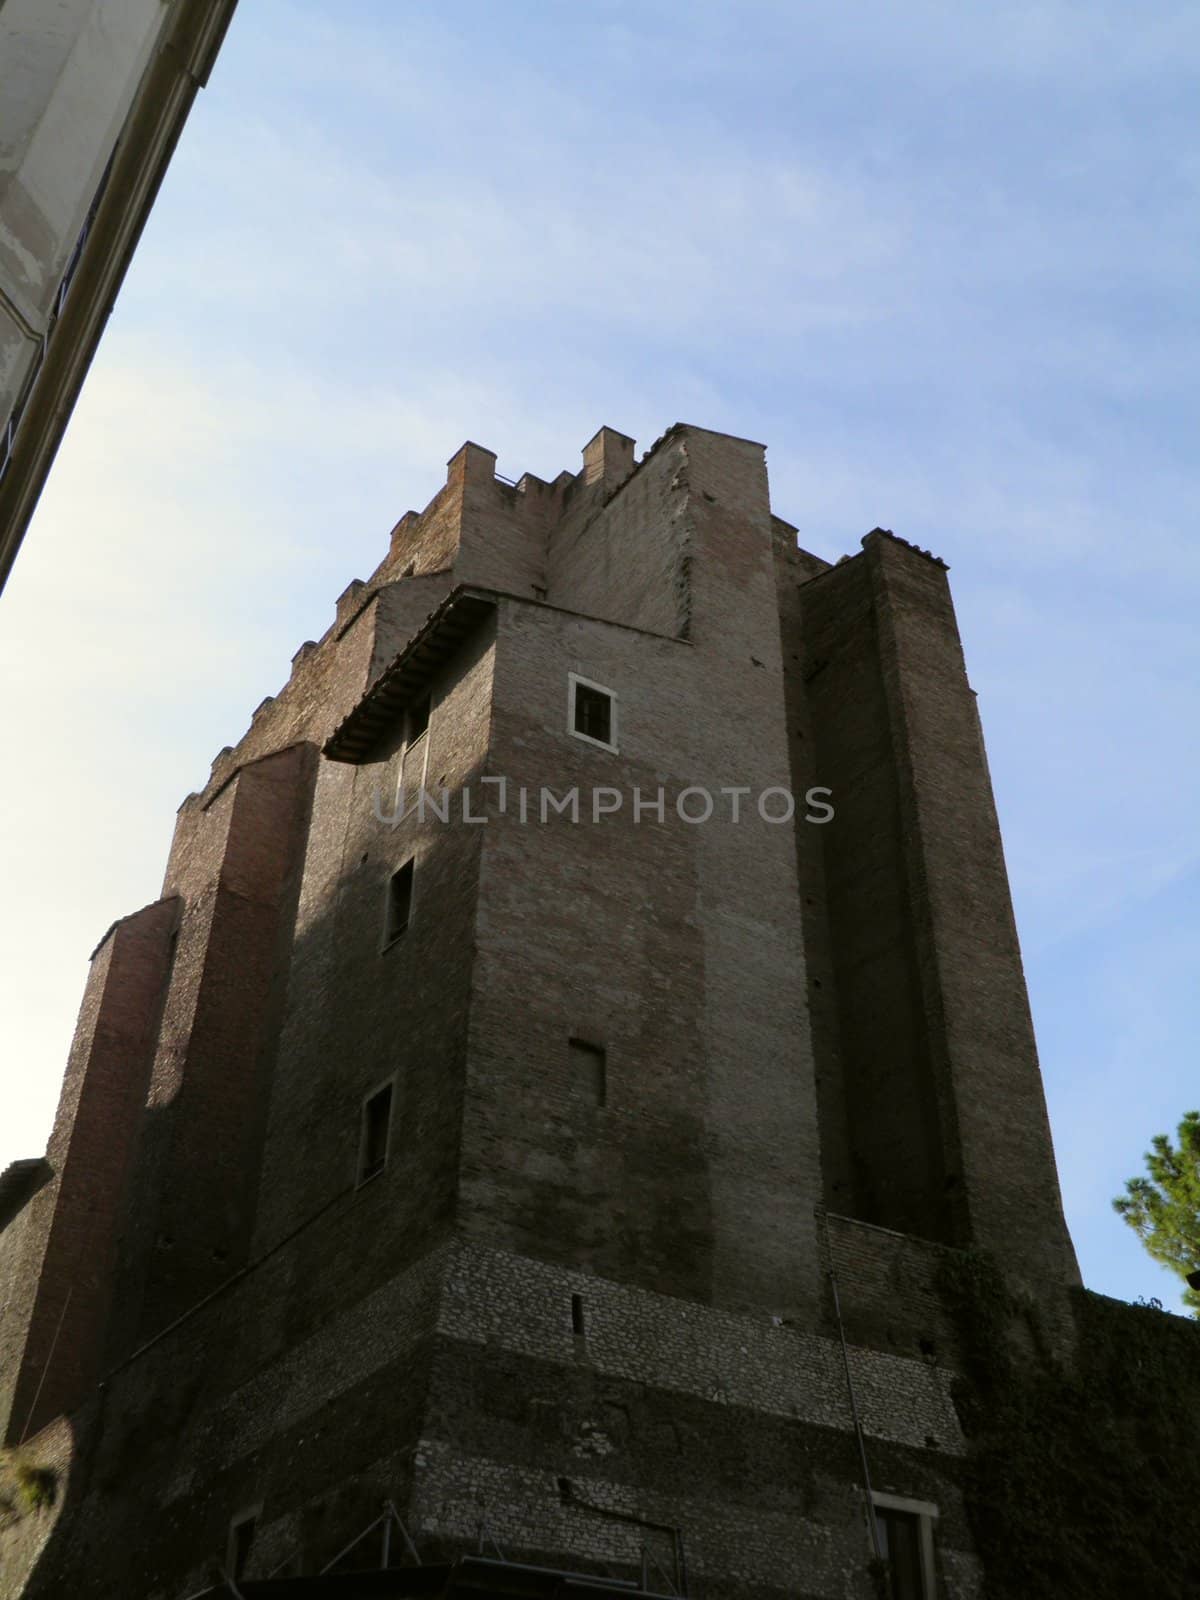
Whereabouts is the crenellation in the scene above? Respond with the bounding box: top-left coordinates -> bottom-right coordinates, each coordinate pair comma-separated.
386,508 -> 422,564
446,439 -> 498,490
334,576 -> 366,622
581,426 -> 636,494
862,525 -> 949,570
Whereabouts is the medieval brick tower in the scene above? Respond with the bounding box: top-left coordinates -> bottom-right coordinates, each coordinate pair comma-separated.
0,424 -> 1083,1599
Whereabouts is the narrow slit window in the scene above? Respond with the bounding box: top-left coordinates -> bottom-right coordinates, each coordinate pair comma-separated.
359,1082 -> 394,1183
568,674 -> 617,752
384,860 -> 414,945
571,1293 -> 585,1337
228,1510 -> 259,1580
569,1038 -> 607,1106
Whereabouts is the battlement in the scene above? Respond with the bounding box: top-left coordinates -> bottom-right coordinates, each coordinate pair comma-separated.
184,422 -> 782,811
183,425 -> 966,827
863,525 -> 949,569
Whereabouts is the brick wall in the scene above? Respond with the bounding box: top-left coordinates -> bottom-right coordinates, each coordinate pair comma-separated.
861,532 -> 1080,1287
791,548 -> 953,1241
465,555 -> 819,1319
784,528 -> 1080,1286
546,428 -> 687,636
2,895 -> 178,1443
109,744 -> 319,1347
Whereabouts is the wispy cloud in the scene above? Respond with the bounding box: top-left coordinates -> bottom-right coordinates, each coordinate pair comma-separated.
2,0 -> 1197,1318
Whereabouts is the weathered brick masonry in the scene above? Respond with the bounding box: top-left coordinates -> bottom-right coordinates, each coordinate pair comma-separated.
1,423 -> 1085,1599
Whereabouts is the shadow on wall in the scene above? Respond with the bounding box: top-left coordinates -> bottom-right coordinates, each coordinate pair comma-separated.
1,718 -> 745,1595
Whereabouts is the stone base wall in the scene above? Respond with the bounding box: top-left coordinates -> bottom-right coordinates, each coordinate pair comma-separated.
4,1235 -> 983,1599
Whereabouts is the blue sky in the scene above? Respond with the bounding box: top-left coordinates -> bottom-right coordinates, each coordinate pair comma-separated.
1,0 -> 1197,1311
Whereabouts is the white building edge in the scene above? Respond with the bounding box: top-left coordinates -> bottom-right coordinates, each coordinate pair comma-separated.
0,0 -> 239,594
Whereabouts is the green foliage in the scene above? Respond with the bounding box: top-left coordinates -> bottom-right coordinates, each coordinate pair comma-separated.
0,1449 -> 57,1521
939,1252 -> 1200,1600
1113,1110 -> 1200,1316
15,1464 -> 54,1512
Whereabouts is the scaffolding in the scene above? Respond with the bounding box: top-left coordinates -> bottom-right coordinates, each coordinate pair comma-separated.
200,1496 -> 688,1600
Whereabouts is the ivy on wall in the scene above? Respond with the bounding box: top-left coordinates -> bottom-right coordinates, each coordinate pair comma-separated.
939,1252 -> 1200,1600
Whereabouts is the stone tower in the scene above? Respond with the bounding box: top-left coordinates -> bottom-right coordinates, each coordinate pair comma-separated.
0,424 -> 1081,1599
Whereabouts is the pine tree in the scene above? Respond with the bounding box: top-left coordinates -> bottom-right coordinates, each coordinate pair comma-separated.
1114,1110 -> 1200,1316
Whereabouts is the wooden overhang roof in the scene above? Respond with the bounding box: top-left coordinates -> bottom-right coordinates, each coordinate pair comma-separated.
323,586 -> 497,764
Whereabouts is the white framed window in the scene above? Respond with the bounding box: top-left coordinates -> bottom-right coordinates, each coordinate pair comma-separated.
567,673 -> 618,753
871,1492 -> 938,1600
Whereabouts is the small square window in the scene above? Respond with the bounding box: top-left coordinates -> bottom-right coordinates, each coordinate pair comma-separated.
359,1081 -> 394,1183
574,685 -> 611,744
568,674 -> 618,752
384,860 -> 414,945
